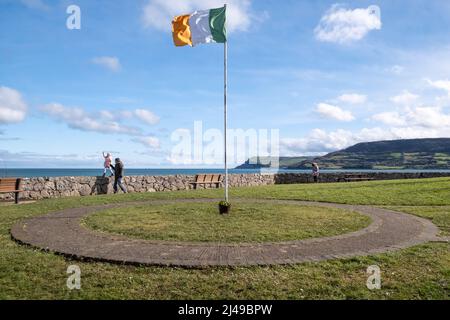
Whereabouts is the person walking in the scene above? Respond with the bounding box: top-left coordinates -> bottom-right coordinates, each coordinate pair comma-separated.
110,158 -> 127,194
312,162 -> 320,183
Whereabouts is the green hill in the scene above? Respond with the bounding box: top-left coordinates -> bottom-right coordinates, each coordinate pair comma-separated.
236,138 -> 450,170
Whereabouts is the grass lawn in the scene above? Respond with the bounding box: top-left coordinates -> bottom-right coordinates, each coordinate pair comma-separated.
0,177 -> 449,299
84,202 -> 370,243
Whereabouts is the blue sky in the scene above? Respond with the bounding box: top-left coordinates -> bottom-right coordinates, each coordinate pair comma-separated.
1,0 -> 450,168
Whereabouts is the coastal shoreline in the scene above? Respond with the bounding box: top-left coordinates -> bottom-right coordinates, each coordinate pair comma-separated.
1,171 -> 450,201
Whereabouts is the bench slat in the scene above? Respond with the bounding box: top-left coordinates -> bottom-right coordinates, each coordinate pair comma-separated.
191,174 -> 222,188
0,184 -> 21,188
0,186 -> 21,190
193,178 -> 221,183
0,178 -> 22,204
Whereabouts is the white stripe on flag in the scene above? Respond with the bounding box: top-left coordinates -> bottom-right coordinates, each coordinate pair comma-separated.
190,10 -> 215,46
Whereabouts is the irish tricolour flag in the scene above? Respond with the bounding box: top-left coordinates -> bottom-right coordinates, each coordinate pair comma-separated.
172,6 -> 226,47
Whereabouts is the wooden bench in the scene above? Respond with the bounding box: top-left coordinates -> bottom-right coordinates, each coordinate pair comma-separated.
338,174 -> 375,183
191,174 -> 222,189
0,178 -> 23,204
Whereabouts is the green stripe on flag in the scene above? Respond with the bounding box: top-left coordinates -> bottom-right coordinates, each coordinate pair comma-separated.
209,7 -> 226,43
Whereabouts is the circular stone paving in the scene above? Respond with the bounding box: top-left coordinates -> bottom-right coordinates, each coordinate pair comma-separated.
83,201 -> 371,243
10,199 -> 440,267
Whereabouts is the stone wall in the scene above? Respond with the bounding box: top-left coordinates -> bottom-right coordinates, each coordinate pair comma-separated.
1,172 -> 449,201
273,171 -> 450,184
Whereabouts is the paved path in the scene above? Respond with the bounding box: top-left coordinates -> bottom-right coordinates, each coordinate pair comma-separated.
10,199 -> 441,267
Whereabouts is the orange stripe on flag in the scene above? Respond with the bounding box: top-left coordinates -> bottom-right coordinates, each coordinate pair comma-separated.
172,14 -> 192,47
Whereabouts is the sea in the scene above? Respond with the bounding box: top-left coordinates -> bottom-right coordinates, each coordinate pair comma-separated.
1,168 -> 450,178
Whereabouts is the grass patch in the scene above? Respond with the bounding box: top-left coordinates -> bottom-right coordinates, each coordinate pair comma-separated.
84,202 -> 370,243
234,177 -> 450,206
0,177 -> 449,299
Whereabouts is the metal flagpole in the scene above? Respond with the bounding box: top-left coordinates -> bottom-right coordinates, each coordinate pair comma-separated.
224,4 -> 228,202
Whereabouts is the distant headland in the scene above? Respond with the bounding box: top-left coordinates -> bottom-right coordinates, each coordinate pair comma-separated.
236,138 -> 450,170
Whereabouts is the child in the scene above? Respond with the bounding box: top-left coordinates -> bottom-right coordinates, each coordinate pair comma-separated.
102,152 -> 114,177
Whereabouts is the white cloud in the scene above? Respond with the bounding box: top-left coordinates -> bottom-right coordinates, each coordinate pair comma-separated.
373,106 -> 450,129
427,79 -> 450,94
405,106 -> 450,128
435,94 -> 450,108
91,56 -> 121,72
134,136 -> 161,149
41,104 -> 162,140
282,103 -> 450,155
281,124 -> 450,156
0,86 -> 28,124
20,0 -> 49,10
314,5 -> 381,44
103,108 -> 160,125
99,110 -> 115,120
281,129 -> 355,154
389,65 -> 404,75
41,103 -> 141,135
390,90 -> 419,105
281,127 -> 396,154
372,111 -> 406,126
338,93 -> 367,104
134,109 -> 160,125
142,0 -> 252,33
119,110 -> 134,119
316,103 -> 355,122
0,149 -> 101,167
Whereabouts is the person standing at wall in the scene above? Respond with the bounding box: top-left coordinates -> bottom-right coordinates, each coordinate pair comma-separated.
110,158 -> 127,194
312,162 -> 320,183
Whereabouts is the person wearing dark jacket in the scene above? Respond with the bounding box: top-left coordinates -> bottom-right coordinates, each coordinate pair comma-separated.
110,158 -> 127,194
